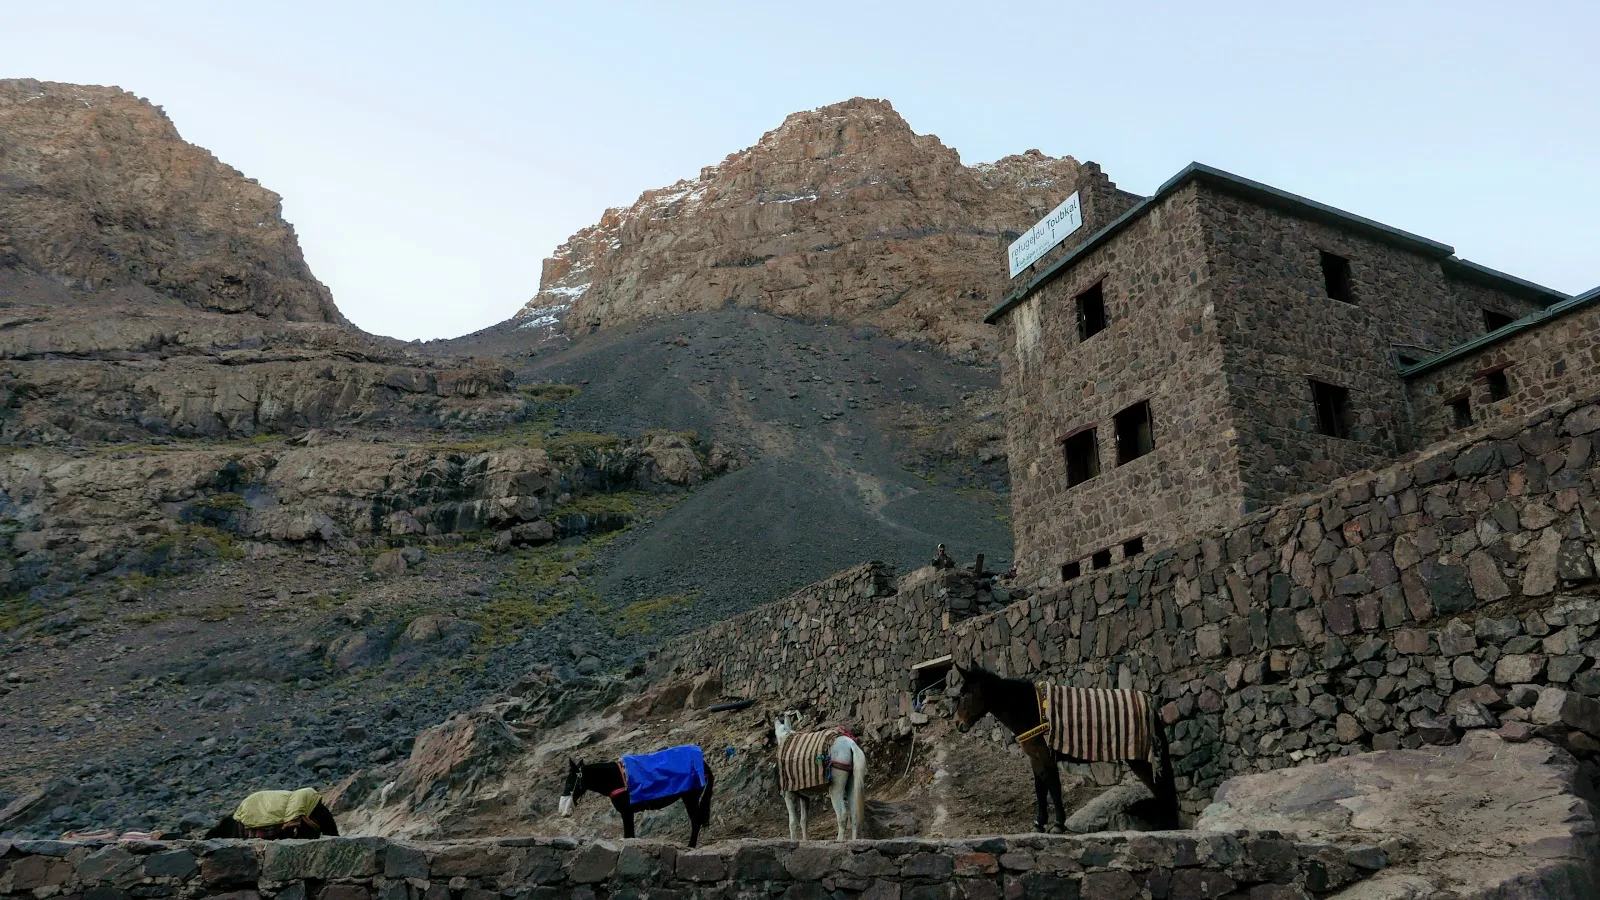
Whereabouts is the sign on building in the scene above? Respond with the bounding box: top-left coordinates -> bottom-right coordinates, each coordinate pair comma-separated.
1007,191 -> 1082,279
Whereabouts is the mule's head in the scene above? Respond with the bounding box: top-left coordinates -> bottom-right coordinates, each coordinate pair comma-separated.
773,709 -> 802,745
952,664 -> 989,734
203,815 -> 240,840
558,758 -> 584,817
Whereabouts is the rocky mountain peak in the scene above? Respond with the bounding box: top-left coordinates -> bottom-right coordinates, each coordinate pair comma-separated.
510,98 -> 1113,360
0,78 -> 344,324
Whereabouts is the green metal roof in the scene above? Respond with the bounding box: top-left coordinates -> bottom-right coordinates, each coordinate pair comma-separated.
1399,286 -> 1600,378
986,162 -> 1566,324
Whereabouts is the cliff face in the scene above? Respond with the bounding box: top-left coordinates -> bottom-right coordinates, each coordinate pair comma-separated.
0,78 -> 342,323
512,98 -> 1104,361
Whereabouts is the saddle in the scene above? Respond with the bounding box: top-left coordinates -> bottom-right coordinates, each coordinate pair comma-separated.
777,728 -> 853,792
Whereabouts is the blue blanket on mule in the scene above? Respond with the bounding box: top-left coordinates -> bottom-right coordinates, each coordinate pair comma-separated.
622,745 -> 706,804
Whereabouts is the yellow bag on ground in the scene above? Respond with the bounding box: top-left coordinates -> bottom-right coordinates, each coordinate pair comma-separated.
233,788 -> 322,829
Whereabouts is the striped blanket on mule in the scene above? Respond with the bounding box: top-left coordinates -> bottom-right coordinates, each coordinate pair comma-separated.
776,728 -> 848,792
1020,683 -> 1153,762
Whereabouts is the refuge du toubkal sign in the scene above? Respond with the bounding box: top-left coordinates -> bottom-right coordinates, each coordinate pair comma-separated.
1007,191 -> 1082,279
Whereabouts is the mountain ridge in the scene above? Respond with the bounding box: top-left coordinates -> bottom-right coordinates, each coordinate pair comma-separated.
502,97 -> 1112,361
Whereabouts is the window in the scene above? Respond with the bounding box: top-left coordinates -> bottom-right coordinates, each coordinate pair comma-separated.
1449,397 -> 1473,429
1397,353 -> 1420,367
1077,282 -> 1107,340
1063,429 -> 1100,487
1114,401 -> 1155,464
1483,309 -> 1516,332
1091,549 -> 1113,570
1486,369 -> 1511,401
1122,536 -> 1145,559
1061,561 -> 1081,582
1320,251 -> 1354,303
1311,380 -> 1353,439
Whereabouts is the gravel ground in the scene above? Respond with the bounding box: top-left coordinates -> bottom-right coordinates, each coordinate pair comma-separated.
518,309 -> 1013,631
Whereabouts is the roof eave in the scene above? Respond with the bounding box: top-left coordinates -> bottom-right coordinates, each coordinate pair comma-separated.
1400,288 -> 1594,378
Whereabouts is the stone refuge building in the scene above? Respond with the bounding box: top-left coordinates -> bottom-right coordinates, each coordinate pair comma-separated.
987,162 -> 1600,588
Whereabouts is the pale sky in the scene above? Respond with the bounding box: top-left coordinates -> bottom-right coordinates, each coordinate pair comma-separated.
6,1 -> 1596,340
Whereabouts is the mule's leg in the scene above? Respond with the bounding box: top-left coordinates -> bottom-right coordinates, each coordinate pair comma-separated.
782,791 -> 799,841
1045,763 -> 1068,833
1129,760 -> 1158,794
798,793 -> 809,841
686,793 -> 701,848
1031,770 -> 1050,833
621,808 -> 636,840
829,778 -> 848,841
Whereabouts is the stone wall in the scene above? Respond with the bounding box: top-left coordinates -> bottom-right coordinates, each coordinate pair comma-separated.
950,390 -> 1600,812
661,562 -> 939,726
1201,185 -> 1540,512
991,164 -> 1554,590
0,831 -> 1381,900
1407,299 -> 1600,447
997,182 -> 1242,585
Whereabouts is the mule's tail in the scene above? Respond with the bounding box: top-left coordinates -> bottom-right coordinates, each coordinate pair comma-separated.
1149,709 -> 1180,829
698,766 -> 717,829
848,740 -> 867,837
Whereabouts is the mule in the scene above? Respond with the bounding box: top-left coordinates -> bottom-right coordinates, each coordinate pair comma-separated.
952,664 -> 1179,833
204,798 -> 338,839
559,751 -> 715,847
773,711 -> 867,840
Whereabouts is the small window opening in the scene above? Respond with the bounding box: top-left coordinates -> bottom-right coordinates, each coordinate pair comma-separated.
1397,353 -> 1419,367
1320,251 -> 1354,303
1486,369 -> 1511,401
1114,401 -> 1155,464
911,657 -> 954,700
1450,397 -> 1474,429
1061,561 -> 1081,582
1122,536 -> 1145,559
1076,282 -> 1107,340
1311,380 -> 1352,439
1483,309 -> 1516,332
1091,549 -> 1113,570
1063,429 -> 1100,487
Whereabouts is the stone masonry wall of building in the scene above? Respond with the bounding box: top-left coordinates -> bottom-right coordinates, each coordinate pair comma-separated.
951,390 -> 1600,813
0,831 -> 1379,900
1407,302 -> 1600,448
998,183 -> 1244,587
1199,185 -> 1547,515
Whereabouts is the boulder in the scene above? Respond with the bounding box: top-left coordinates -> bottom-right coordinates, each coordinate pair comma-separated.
1063,780 -> 1154,834
1198,730 -> 1600,898
372,550 -> 408,578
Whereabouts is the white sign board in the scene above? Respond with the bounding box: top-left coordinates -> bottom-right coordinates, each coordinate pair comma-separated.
1007,191 -> 1082,278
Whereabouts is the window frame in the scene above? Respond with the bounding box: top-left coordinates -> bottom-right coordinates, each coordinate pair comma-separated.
1310,379 -> 1353,439
1319,250 -> 1355,304
1076,281 -> 1108,341
1062,427 -> 1101,487
1113,400 -> 1156,465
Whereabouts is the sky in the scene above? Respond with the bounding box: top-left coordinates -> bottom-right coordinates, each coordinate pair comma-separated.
6,1 -> 1597,341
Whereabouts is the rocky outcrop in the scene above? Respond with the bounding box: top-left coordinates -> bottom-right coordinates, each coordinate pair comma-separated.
0,79 -> 341,323
510,98 -> 1121,360
0,80 -> 533,443
0,435 -> 704,596
1198,730 -> 1600,898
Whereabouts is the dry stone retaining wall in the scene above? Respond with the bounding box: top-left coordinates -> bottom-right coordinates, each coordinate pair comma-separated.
951,391 -> 1600,812
0,831 -> 1380,900
661,563 -> 938,726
